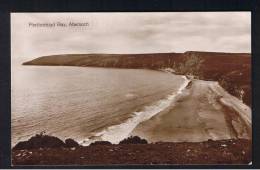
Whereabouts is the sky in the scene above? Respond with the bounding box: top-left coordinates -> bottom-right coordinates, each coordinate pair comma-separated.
11,12 -> 251,64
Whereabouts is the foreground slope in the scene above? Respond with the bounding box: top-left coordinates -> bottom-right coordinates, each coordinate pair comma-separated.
12,135 -> 251,165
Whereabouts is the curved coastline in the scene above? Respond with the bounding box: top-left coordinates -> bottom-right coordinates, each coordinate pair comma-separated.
80,75 -> 190,145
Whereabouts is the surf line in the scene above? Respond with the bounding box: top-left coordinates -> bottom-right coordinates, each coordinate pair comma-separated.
81,75 -> 190,146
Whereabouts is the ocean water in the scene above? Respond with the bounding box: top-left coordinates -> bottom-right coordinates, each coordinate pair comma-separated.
11,66 -> 185,146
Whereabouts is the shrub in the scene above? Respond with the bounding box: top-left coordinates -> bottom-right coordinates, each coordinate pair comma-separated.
13,133 -> 66,150
119,136 -> 148,144
65,138 -> 79,148
90,141 -> 112,146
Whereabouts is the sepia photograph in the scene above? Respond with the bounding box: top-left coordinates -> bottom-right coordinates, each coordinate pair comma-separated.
11,12 -> 251,165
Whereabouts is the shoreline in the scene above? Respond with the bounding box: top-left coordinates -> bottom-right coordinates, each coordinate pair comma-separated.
12,71 -> 251,146
21,64 -> 252,107
80,75 -> 190,145
130,78 -> 251,143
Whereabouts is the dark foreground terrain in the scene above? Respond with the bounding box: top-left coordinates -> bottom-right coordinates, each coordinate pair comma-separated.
23,51 -> 251,106
12,135 -> 251,165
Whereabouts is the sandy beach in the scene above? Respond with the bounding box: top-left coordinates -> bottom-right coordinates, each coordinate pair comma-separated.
131,79 -> 251,143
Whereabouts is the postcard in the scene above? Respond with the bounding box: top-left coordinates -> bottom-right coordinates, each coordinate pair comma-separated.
11,12 -> 251,165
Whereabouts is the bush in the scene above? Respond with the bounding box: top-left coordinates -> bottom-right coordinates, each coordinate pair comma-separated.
119,136 -> 148,144
65,138 -> 79,148
13,133 -> 66,150
90,141 -> 112,146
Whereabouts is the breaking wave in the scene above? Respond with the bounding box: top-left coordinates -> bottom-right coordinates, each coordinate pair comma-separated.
81,75 -> 190,145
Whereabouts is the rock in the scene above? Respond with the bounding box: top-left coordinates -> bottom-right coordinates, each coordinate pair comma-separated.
119,136 -> 148,144
90,141 -> 112,146
65,138 -> 79,148
12,134 -> 66,150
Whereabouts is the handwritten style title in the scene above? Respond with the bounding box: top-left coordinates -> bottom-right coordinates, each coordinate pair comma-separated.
28,22 -> 90,28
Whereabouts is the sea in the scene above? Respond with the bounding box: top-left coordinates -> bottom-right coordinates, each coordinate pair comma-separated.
11,66 -> 186,146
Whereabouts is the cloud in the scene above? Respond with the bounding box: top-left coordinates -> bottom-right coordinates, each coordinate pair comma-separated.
11,12 -> 251,63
